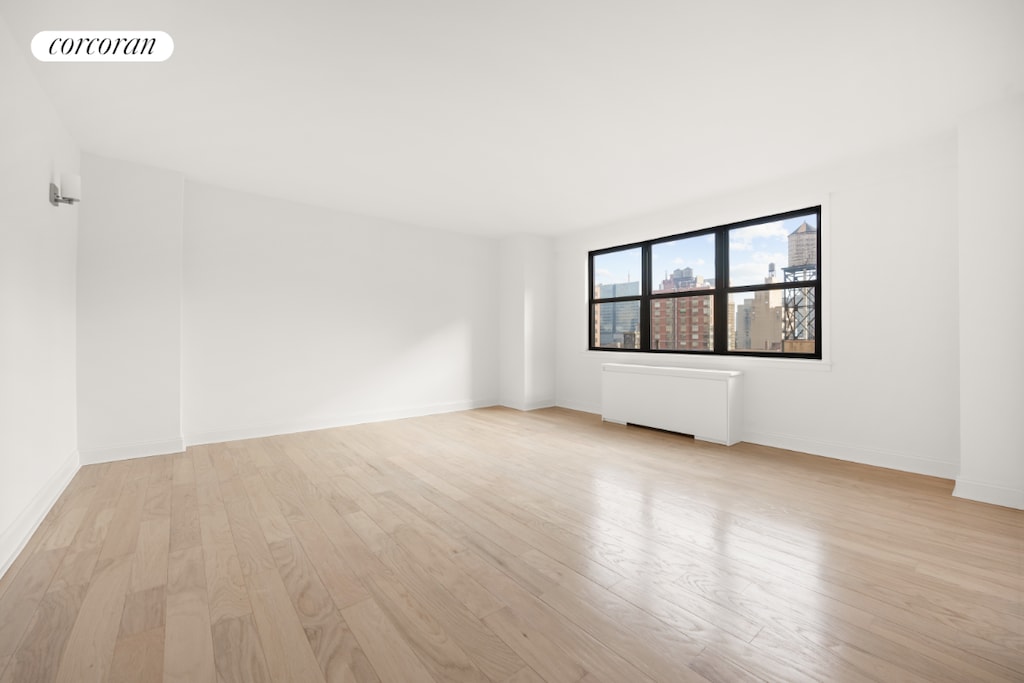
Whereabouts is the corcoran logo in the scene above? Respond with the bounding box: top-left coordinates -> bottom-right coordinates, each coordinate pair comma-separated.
31,31 -> 174,62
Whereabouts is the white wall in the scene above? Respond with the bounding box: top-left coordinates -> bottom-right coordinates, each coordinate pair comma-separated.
181,181 -> 499,444
499,234 -> 556,410
523,235 -> 556,408
0,14 -> 80,576
555,133 -> 962,479
954,96 -> 1024,509
74,160 -> 500,452
499,237 -> 526,409
77,154 -> 184,463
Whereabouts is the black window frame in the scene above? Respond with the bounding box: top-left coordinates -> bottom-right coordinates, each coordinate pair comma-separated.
588,206 -> 822,359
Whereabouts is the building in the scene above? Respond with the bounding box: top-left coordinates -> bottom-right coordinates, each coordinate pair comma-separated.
651,268 -> 714,350
735,297 -> 753,350
595,281 -> 640,347
658,266 -> 705,292
733,263 -> 784,351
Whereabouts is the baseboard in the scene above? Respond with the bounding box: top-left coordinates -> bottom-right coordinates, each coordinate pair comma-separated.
742,430 -> 959,479
79,437 -> 185,465
555,400 -> 601,416
554,400 -> 959,480
0,449 -> 79,581
499,399 -> 557,412
185,399 -> 499,446
953,479 -> 1024,510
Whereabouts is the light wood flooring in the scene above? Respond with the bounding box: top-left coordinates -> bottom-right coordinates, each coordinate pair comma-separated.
0,407 -> 1021,682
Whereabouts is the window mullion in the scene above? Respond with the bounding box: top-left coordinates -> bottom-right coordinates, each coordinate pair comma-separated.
713,227 -> 728,352
640,245 -> 651,351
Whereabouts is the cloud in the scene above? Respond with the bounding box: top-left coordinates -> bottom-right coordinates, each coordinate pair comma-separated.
730,263 -> 770,284
730,252 -> 787,285
730,221 -> 788,253
744,221 -> 788,238
669,256 -> 707,269
597,268 -> 612,276
752,251 -> 786,264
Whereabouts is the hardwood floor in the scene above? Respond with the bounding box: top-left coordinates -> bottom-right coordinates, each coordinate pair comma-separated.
0,407 -> 1021,682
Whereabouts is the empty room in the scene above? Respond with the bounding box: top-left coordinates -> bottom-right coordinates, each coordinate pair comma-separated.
1,1 -> 1022,681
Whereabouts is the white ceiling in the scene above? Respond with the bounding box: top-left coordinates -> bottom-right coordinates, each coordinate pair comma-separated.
2,0 -> 1022,236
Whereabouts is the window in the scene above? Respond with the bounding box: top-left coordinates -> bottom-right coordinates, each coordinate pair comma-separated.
589,206 -> 821,358
590,248 -> 641,349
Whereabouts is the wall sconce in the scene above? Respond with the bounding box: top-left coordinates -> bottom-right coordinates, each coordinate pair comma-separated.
49,173 -> 81,207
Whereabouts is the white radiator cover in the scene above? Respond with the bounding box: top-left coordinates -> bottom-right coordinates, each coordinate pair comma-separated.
601,363 -> 743,445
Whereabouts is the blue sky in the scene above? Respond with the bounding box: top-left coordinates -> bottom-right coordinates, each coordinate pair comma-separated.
652,233 -> 716,287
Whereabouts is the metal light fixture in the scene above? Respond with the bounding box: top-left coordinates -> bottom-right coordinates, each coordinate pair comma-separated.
49,173 -> 81,206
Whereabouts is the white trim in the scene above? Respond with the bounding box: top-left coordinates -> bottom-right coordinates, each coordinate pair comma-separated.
602,363 -> 741,379
185,399 -> 498,446
953,479 -> 1024,510
500,399 -> 557,412
742,430 -> 958,479
556,403 -> 958,480
557,400 -> 601,415
582,350 -> 833,373
0,450 -> 79,581
79,437 -> 185,465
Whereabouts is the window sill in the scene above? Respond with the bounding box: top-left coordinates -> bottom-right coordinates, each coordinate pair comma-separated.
583,349 -> 833,372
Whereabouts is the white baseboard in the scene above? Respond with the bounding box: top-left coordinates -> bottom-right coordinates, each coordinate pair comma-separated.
559,402 -> 958,479
79,437 -> 185,465
555,400 -> 601,416
499,399 -> 557,412
742,430 -> 958,479
185,399 -> 499,446
0,450 -> 79,581
953,479 -> 1024,510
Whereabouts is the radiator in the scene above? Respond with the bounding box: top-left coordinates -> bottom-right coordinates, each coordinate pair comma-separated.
601,363 -> 743,445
